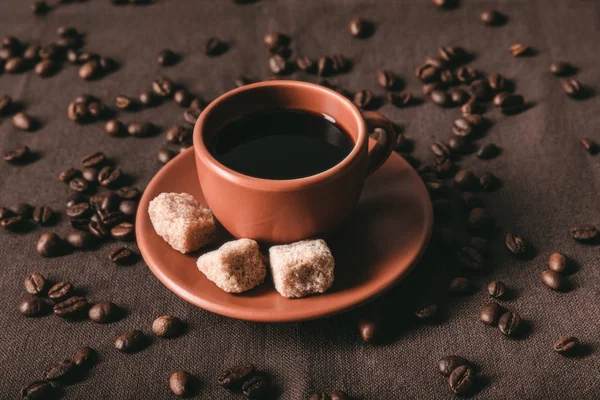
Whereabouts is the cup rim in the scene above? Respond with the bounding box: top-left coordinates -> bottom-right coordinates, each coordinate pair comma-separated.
193,80 -> 367,191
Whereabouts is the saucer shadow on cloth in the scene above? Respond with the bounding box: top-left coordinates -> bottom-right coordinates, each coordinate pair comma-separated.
136,147 -> 433,322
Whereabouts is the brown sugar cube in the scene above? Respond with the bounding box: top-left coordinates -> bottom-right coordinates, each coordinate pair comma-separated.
269,239 -> 334,298
148,193 -> 216,253
196,239 -> 266,293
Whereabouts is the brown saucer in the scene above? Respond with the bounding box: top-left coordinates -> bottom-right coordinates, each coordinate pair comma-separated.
136,147 -> 433,322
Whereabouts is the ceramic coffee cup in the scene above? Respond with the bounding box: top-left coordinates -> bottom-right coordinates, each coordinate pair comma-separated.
193,80 -> 397,243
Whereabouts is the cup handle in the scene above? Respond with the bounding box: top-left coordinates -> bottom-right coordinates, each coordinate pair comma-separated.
363,111 -> 398,176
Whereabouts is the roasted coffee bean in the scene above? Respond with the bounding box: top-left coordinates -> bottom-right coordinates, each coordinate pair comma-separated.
550,61 -> 573,77
579,138 -> 598,155
387,91 -> 412,107
477,143 -> 499,159
358,317 -> 378,343
158,148 -> 176,164
11,203 -> 33,219
437,356 -> 470,377
12,112 -> 35,131
0,215 -> 24,230
541,270 -> 566,291
456,66 -> 477,84
115,330 -> 147,353
114,95 -> 134,110
466,112 -> 487,128
480,172 -> 499,191
43,359 -> 76,381
127,122 -> 153,137
562,79 -> 583,98
296,56 -> 316,73
439,69 -> 455,85
152,76 -> 174,97
34,59 -> 57,77
66,230 -> 93,249
53,296 -> 88,318
108,246 -> 135,264
264,32 -> 289,52
431,141 -> 451,158
87,100 -> 106,119
0,94 -> 12,114
452,117 -> 474,138
570,224 -> 597,241
377,70 -> 399,90
317,56 -> 334,77
25,273 -> 46,295
349,17 -> 370,38
488,281 -> 506,298
505,233 -> 527,256
480,9 -> 504,25
48,281 -> 74,301
448,364 -> 474,395
454,169 -> 478,190
353,89 -> 374,109
32,206 -> 54,225
81,151 -> 106,168
434,157 -> 454,177
19,296 -> 47,317
3,145 -> 30,163
111,222 -> 134,241
448,88 -> 468,106
0,207 -> 13,221
21,380 -> 56,399
234,76 -> 252,87
152,315 -> 185,338
88,220 -> 110,239
165,125 -> 192,144
449,277 -> 471,294
115,186 -> 140,200
469,79 -> 492,101
439,46 -> 466,65
422,82 -> 443,96
468,208 -> 493,235
480,301 -> 503,326
493,92 -> 524,110
498,311 -> 521,336
309,393 -> 331,400
31,1 -> 49,14
73,347 -> 96,369
82,167 -> 99,183
204,37 -> 226,56
98,166 -> 122,187
430,90 -> 450,107
509,43 -> 530,57
66,202 -> 91,219
461,97 -> 481,116
36,232 -> 65,257
458,245 -> 485,270
157,49 -> 178,66
183,106 -> 202,125
414,303 -> 439,321
447,136 -> 468,153
79,60 -> 101,80
268,54 -> 288,75
415,63 -> 439,82
119,200 -> 138,217
5,57 -> 27,73
173,89 -> 192,107
548,252 -> 568,273
89,301 -> 120,323
470,235 -> 489,255
139,90 -> 156,106
169,370 -> 194,397
488,73 -> 506,92
330,391 -> 349,400
97,209 -> 127,227
242,375 -> 269,399
217,363 -> 255,389
99,56 -> 117,72
553,336 -> 579,356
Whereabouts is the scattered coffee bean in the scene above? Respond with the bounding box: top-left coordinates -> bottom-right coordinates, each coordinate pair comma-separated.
73,347 -> 96,369
296,56 -> 316,73
377,70 -> 399,89
415,303 -> 439,321
448,88 -> 468,105
157,49 -> 178,66
32,206 -> 53,225
453,169 -> 478,190
48,281 -> 74,301
469,79 -> 492,101
487,73 -> 506,92
170,370 -> 195,397
416,63 -> 439,82
456,66 -> 477,84
548,252 -> 568,273
431,141 -> 451,158
452,117 -> 475,138
42,360 -> 76,382
480,301 -> 503,326
268,54 -> 288,75
19,296 -> 47,317
498,311 -> 521,336
570,224 -> 597,241
430,90 -> 450,107
349,17 -> 370,38
173,89 -> 192,107
439,69 -> 455,85
0,94 -> 13,115
1,215 -> 24,230
387,91 -> 412,107
127,122 -> 153,137
53,296 -> 88,318
447,136 -> 468,153
458,246 -> 484,270
422,82 -> 443,96
79,60 -> 101,80
330,391 -> 349,400
358,317 -> 378,343
480,9 -> 504,25
448,277 -> 472,294
115,330 -> 147,353
12,112 -> 35,131
217,363 -> 255,389
98,166 -> 122,187
139,91 -> 156,106
110,222 -> 134,241
116,186 -> 141,200
5,57 -> 27,73
59,168 -> 79,184
579,138 -> 598,154
479,172 -> 499,191
36,232 -> 66,257
25,273 -> 46,296
152,76 -> 174,97
439,46 -> 466,65
89,301 -> 121,323
309,393 -> 330,400
108,247 -> 135,264
114,95 -> 134,110
184,106 -> 202,125
66,202 -> 91,219
353,89 -> 374,109
119,200 -> 137,217
437,355 -> 470,377
550,61 -> 574,76
468,208 -> 493,234
242,375 -> 269,399
66,230 -> 93,249
509,43 -> 531,57
3,145 -> 30,163
488,281 -> 506,298
82,167 -> 99,183
158,148 -> 176,164
541,270 -> 566,291
553,336 -> 579,356
505,233 -> 527,256
264,32 -> 289,52
34,59 -> 57,77
562,79 -> 583,98
152,315 -> 184,338
448,364 -> 474,395
493,92 -> 524,113
81,151 -> 106,168
461,97 -> 480,116
21,380 -> 56,399
477,143 -> 499,159
89,220 -> 110,239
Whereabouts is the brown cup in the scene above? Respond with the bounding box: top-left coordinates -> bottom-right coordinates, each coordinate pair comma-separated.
193,80 -> 397,243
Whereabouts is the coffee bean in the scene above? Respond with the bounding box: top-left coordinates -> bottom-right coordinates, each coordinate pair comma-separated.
457,246 -> 484,270
0,215 -> 24,231
115,330 -> 147,353
0,94 -> 12,115
579,138 -> 598,155
505,233 -> 527,256
562,79 -> 583,98
422,82 -> 443,96
416,63 -> 439,82
217,363 -> 255,389
332,54 -> 350,74
73,347 -> 96,369
98,166 -> 122,187
456,67 -> 477,84
127,122 -> 153,137
264,32 -> 289,52
31,206 -> 53,225
107,246 -> 135,265
242,375 -> 269,399
430,90 -> 450,107
89,301 -> 120,323
114,95 -> 134,110
34,59 -> 57,77
97,209 -> 126,226
448,88 -> 468,106
377,70 -> 399,90
169,370 -> 194,397
316,56 -> 334,77
66,202 -> 90,220
268,54 -> 288,75
119,200 -> 138,217
353,89 -> 374,109
173,89 -> 192,107
115,186 -> 140,200
468,208 -> 493,235
448,364 -> 474,395
452,117 -> 475,138
152,315 -> 185,338
498,311 -> 521,336
548,252 -> 568,273
433,157 -> 454,177
5,57 -> 27,73
356,317 -> 381,346
21,380 -> 56,399
461,97 -> 480,116
19,296 -> 48,317
48,281 -> 74,301
553,336 -> 579,356
81,167 -> 99,183
12,112 -> 35,131
66,230 -> 93,249
430,141 -> 451,158
139,90 -> 156,106
488,281 -> 506,298
296,56 -> 316,73
157,49 -> 178,66
387,91 -> 412,107
479,172 -> 499,191
437,355 -> 470,377
182,105 -> 202,125
570,224 -> 597,241
480,9 -> 504,25
439,69 -> 455,85
476,143 -> 499,160
480,301 -> 503,326
165,125 -> 191,145
152,76 -> 174,97
550,61 -> 574,76
541,270 -> 566,291
111,222 -> 134,241
309,393 -> 331,400
43,360 -> 76,382
31,1 -> 49,14
446,136 -> 467,154
469,79 -> 492,101
25,273 -> 46,295
453,169 -> 478,190
10,204 -> 32,220
438,46 -> 466,65
414,303 -> 439,321
80,151 -> 105,168
349,17 -> 370,38
203,37 -> 226,56
79,60 -> 101,80
36,232 -> 66,257
493,92 -> 524,113
53,296 -> 88,318
2,145 -> 30,163
487,73 -> 506,92
329,391 -> 349,400
158,148 -> 176,164
509,43 -> 531,57
470,235 -> 489,253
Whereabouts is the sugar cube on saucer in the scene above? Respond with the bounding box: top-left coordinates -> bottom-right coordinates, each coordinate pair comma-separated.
269,239 -> 334,298
196,238 -> 266,293
148,192 -> 216,253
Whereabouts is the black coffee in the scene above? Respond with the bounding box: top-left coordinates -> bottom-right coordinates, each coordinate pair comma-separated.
210,109 -> 354,180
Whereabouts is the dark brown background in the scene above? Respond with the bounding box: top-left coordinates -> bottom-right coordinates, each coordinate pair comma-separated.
1,0 -> 600,398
